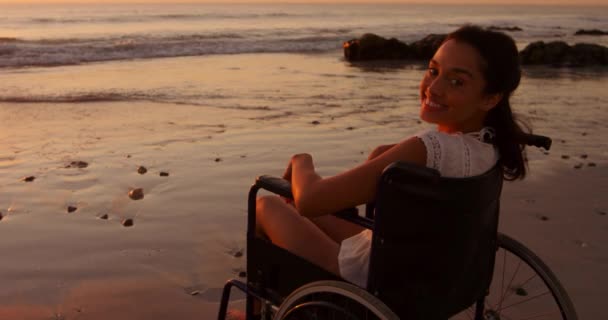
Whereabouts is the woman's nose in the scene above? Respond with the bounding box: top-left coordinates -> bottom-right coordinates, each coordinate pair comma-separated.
427,77 -> 444,97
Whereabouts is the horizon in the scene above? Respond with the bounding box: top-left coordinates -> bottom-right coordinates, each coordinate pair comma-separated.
0,0 -> 607,6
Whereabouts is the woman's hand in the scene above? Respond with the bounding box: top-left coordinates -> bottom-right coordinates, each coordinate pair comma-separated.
282,153 -> 313,205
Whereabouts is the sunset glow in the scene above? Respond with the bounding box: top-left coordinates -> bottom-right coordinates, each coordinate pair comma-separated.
0,0 -> 606,5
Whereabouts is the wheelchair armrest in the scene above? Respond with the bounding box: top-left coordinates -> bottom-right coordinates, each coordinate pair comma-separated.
253,175 -> 374,229
255,175 -> 294,199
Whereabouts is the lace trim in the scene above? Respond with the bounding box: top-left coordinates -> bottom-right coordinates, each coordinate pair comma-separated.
426,133 -> 441,170
463,138 -> 472,176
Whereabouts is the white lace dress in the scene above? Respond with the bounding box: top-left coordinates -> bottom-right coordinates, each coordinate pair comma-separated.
337,129 -> 500,288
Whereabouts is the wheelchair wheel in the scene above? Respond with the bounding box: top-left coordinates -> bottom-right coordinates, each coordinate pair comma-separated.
454,233 -> 578,320
274,280 -> 399,320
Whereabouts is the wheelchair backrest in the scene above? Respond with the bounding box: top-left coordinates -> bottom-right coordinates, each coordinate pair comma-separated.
367,161 -> 503,319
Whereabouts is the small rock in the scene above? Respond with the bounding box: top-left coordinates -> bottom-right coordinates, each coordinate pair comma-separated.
561,140 -> 566,143
575,240 -> 588,248
159,172 -> 169,177
137,166 -> 147,174
214,158 -> 222,162
580,154 -> 588,159
597,210 -> 606,216
22,176 -> 35,182
588,162 -> 596,167
238,271 -> 247,278
240,155 -> 247,158
561,155 -> 570,159
128,188 -> 144,200
190,290 -> 200,296
122,218 -> 134,227
127,155 -> 132,158
67,206 -> 77,213
311,120 -> 321,125
234,251 -> 243,258
346,126 -> 355,130
537,215 -> 549,221
99,214 -> 109,220
573,163 -> 583,169
66,161 -> 88,168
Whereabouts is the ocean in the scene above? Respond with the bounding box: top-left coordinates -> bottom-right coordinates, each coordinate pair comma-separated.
1,3 -> 607,69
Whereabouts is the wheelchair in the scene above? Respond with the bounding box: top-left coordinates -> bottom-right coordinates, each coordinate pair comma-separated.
218,134 -> 578,320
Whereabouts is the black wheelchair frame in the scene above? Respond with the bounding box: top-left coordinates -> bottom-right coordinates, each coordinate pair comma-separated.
218,134 -> 578,320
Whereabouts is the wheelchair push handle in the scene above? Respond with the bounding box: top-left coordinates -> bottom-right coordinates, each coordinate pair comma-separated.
524,134 -> 552,151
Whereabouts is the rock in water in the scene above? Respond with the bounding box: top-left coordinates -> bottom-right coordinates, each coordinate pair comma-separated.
159,172 -> 169,177
137,166 -> 147,174
22,176 -> 35,182
67,206 -> 77,213
128,188 -> 144,200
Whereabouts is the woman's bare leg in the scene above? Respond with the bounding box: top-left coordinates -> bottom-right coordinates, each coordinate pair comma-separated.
310,215 -> 365,243
256,195 -> 340,275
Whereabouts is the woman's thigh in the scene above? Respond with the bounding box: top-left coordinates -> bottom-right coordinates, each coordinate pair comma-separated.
256,196 -> 341,275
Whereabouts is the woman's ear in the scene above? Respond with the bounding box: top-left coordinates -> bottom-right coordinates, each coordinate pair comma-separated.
481,93 -> 503,111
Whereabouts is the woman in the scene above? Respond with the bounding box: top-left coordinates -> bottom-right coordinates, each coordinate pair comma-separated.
255,25 -> 529,288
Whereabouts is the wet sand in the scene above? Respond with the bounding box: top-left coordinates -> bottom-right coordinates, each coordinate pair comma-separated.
0,53 -> 606,319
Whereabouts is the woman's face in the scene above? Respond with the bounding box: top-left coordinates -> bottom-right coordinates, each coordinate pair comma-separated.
419,39 -> 500,133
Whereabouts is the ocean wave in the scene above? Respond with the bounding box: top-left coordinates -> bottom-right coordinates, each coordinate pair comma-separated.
0,92 -> 155,104
23,12 -> 295,25
0,33 -> 347,68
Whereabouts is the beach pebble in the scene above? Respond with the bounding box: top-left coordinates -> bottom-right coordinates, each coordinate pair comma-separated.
597,210 -> 606,216
346,126 -> 355,130
122,218 -> 134,227
159,171 -> 170,177
561,155 -> 570,159
240,155 -> 247,158
588,162 -> 596,167
127,154 -> 132,158
580,154 -> 588,159
561,139 -> 566,143
137,166 -> 147,174
573,163 -> 583,169
233,251 -> 243,258
67,206 -> 78,213
582,132 -> 588,136
99,214 -> 109,220
214,158 -> 222,162
22,176 -> 35,182
575,240 -> 588,248
238,271 -> 247,278
311,120 -> 321,125
128,188 -> 144,200
66,161 -> 88,168
190,290 -> 200,296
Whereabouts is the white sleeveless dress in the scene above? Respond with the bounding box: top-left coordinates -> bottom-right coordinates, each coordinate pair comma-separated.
337,129 -> 499,288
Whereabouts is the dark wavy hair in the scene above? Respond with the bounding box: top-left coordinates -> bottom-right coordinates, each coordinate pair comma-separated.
445,25 -> 529,180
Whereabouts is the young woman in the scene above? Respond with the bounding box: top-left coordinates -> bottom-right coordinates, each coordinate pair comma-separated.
255,25 -> 529,288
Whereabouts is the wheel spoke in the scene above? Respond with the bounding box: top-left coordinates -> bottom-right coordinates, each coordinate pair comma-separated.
498,290 -> 551,311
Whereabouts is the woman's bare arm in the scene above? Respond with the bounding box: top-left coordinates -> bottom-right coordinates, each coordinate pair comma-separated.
289,137 -> 426,217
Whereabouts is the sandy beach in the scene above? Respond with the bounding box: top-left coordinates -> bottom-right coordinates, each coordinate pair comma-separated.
1,46 -> 607,320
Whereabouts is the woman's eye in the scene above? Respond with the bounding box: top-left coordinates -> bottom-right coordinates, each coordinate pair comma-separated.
450,78 -> 463,86
427,68 -> 438,76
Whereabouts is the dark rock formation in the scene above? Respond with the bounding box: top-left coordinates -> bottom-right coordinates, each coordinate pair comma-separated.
575,29 -> 608,36
344,33 -> 608,67
343,33 -> 446,62
488,26 -> 523,32
520,41 -> 608,67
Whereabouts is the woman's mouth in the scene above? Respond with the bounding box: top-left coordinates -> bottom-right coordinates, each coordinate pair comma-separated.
423,98 -> 448,111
